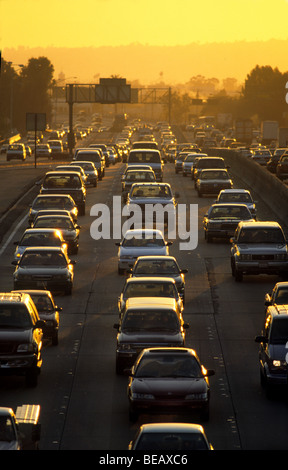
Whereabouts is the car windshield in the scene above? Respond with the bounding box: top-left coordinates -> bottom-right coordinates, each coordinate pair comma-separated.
135,353 -> 202,378
34,217 -> 74,230
30,295 -> 54,312
126,172 -> 155,182
0,416 -> 16,442
122,234 -> 165,247
20,252 -> 67,266
270,318 -> 288,344
0,305 -> 32,328
198,159 -> 224,168
124,282 -> 176,298
44,175 -> 81,189
219,193 -> 252,203
33,197 -> 72,209
122,310 -> 179,331
275,288 -> 288,304
135,432 -> 208,450
209,206 -> 251,219
128,152 -> 160,163
134,259 -> 179,275
130,185 -> 172,198
238,228 -> 285,244
201,170 -> 228,180
77,152 -> 100,162
19,233 -> 61,246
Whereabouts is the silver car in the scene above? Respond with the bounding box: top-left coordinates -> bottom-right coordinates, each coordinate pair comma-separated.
214,189 -> 257,218
115,229 -> 172,274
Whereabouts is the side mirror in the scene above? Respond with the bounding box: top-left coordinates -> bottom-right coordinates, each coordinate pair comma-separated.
230,237 -> 235,243
69,260 -> 76,265
255,335 -> 268,343
11,260 -> 18,265
183,322 -> 189,329
181,269 -> 188,274
115,242 -> 120,246
113,323 -> 120,330
166,241 -> 173,246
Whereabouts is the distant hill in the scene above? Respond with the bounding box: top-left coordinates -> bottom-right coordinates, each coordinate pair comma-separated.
3,39 -> 288,86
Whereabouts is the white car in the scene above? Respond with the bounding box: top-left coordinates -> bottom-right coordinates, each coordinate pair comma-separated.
115,228 -> 172,274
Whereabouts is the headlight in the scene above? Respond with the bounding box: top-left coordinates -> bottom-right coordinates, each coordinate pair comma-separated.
186,392 -> 208,400
119,343 -> 132,350
132,393 -> 154,400
272,360 -> 287,368
17,343 -> 34,353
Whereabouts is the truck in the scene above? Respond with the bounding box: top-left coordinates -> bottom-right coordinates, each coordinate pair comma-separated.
234,119 -> 253,144
277,127 -> 288,148
261,121 -> 279,145
0,404 -> 41,450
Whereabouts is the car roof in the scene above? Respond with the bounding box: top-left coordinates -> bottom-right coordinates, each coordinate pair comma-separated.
219,189 -> 250,194
238,221 -> 281,228
123,228 -> 164,237
34,194 -> 72,199
138,422 -> 205,434
21,246 -> 64,253
135,255 -> 176,261
125,297 -> 178,308
209,203 -> 250,209
125,276 -> 177,284
12,289 -> 53,298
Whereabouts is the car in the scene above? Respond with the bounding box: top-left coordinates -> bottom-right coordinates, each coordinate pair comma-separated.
117,276 -> 184,316
264,281 -> 288,312
6,143 -> 26,161
89,143 -> 109,166
32,214 -> 80,255
115,228 -> 172,274
13,228 -> 67,261
182,153 -> 201,176
28,194 -> 79,226
35,143 -> 52,158
255,305 -> 288,396
230,221 -> 288,282
132,141 -> 159,151
39,171 -> 86,216
25,145 -> 32,157
126,347 -> 214,422
127,149 -> 164,181
12,246 -> 75,295
55,165 -> 88,186
73,149 -> 105,179
129,255 -> 187,303
125,182 -> 179,226
47,139 -> 63,158
69,161 -> 98,187
192,156 -> 226,181
251,149 -> 271,166
113,298 -> 189,374
195,169 -> 233,197
0,292 -> 44,386
203,203 -> 254,242
121,164 -> 153,183
12,289 -> 61,345
214,189 -> 257,218
276,154 -> 288,180
266,149 -> 286,174
121,169 -> 156,202
174,151 -> 193,174
128,422 -> 213,450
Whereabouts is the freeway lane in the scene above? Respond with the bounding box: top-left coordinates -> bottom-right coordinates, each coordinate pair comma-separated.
0,151 -> 287,450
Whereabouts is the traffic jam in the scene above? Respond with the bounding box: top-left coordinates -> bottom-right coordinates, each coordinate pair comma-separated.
1,118 -> 288,451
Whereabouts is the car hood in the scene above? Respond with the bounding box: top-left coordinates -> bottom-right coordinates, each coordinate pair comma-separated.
128,197 -> 175,206
199,178 -> 232,184
118,330 -> 184,343
0,328 -> 32,343
131,377 -> 207,394
236,243 -> 287,253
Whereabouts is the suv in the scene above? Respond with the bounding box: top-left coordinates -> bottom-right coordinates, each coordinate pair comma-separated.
40,171 -> 86,215
127,149 -> 164,181
276,154 -> 288,181
0,292 -> 44,386
192,156 -> 228,181
230,221 -> 288,282
113,297 -> 189,373
74,149 -> 105,180
6,143 -> 26,162
255,305 -> 288,396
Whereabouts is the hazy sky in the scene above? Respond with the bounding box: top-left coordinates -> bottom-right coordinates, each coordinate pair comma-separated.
1,0 -> 288,49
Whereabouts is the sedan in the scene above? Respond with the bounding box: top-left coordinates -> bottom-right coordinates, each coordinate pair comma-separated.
128,422 -> 213,450
195,169 -> 233,197
12,246 -> 75,295
117,276 -> 183,315
115,229 -> 172,274
203,203 -> 254,242
35,143 -> 52,158
127,347 -> 215,422
12,289 -> 62,345
264,281 -> 288,312
182,153 -> 200,176
129,255 -> 187,303
214,189 -> 257,218
28,194 -> 78,225
69,161 -> 98,187
32,215 -> 80,255
13,228 -> 67,261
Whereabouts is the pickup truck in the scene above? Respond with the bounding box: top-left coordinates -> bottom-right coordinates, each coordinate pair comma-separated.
0,404 -> 41,450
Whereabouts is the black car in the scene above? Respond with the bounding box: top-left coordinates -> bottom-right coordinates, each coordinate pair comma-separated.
127,347 -> 215,422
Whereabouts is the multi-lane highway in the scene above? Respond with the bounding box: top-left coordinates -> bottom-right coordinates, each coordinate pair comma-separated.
0,129 -> 287,451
